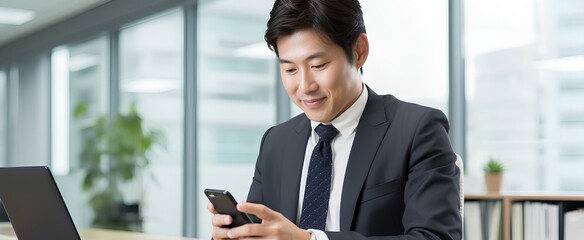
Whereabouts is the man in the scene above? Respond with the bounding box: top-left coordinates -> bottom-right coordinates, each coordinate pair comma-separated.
209,0 -> 462,239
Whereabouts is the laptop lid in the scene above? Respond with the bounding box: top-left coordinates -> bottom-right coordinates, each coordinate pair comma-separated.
0,166 -> 81,240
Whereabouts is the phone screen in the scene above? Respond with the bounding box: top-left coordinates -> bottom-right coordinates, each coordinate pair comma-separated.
204,188 -> 254,228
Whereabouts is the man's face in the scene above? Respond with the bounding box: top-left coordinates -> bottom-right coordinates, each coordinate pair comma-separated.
277,29 -> 364,123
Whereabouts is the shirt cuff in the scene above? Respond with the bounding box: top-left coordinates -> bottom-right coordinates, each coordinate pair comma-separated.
307,229 -> 330,240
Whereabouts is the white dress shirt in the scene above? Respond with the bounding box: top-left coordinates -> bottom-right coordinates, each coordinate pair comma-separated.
297,85 -> 368,240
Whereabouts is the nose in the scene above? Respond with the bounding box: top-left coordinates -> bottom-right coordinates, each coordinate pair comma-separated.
299,69 -> 317,94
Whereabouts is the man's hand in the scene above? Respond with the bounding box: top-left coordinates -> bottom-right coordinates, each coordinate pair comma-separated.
208,202 -> 236,240
230,202 -> 311,240
209,202 -> 312,240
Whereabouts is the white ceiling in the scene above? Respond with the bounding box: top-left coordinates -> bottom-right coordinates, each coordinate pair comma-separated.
0,0 -> 110,47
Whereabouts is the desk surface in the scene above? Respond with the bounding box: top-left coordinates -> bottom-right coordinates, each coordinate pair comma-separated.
0,223 -> 198,240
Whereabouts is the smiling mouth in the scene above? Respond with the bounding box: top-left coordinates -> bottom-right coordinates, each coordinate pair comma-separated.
302,97 -> 325,107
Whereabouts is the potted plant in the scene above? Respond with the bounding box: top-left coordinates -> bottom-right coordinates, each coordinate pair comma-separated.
483,157 -> 504,193
74,102 -> 165,231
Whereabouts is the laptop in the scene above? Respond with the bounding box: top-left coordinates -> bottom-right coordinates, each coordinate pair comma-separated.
0,166 -> 81,240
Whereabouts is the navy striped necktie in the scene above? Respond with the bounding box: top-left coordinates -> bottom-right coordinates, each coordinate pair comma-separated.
299,124 -> 339,230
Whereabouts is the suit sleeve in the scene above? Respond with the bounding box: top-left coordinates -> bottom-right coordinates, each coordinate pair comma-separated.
326,109 -> 462,240
247,127 -> 273,205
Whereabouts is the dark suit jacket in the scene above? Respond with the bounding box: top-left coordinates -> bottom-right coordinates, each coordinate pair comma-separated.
247,87 -> 462,239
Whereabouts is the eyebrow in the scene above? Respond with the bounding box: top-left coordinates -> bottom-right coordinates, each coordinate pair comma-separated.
279,51 -> 327,64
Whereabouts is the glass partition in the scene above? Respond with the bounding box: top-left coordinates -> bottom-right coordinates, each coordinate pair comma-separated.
465,0 -> 584,191
51,35 -> 110,228
119,8 -> 185,235
361,0 -> 449,113
52,36 -> 110,175
196,0 -> 277,238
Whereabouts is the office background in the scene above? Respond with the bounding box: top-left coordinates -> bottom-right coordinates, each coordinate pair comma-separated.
0,0 -> 582,239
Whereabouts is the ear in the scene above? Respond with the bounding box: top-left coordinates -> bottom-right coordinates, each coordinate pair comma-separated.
352,33 -> 369,69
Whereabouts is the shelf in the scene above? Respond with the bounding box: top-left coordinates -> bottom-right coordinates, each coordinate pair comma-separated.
464,192 -> 584,240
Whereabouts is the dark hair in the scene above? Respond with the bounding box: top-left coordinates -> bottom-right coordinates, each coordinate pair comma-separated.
265,0 -> 366,64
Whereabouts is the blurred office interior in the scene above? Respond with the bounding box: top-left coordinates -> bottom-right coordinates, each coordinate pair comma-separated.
0,0 -> 582,238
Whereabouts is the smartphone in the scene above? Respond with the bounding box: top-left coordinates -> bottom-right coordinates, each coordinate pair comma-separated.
204,188 -> 254,228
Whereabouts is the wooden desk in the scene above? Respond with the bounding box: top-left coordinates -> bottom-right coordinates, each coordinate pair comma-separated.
0,223 -> 197,240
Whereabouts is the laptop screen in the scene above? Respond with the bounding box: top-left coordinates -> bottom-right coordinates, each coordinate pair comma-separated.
0,166 -> 81,240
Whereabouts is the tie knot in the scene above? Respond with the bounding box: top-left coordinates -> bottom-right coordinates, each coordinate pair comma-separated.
315,124 -> 339,142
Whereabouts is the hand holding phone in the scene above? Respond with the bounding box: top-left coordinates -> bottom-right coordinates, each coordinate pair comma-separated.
205,188 -> 254,228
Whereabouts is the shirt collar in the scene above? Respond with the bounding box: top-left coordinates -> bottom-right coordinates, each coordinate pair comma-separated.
310,84 -> 369,140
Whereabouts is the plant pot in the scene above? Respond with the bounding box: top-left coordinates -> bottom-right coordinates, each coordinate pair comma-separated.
484,173 -> 503,193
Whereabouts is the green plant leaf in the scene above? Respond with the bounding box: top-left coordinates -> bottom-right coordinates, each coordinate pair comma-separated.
73,101 -> 89,119
483,157 -> 505,173
75,101 -> 165,231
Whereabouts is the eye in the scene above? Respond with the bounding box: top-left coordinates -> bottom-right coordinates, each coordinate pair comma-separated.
312,63 -> 328,70
285,68 -> 297,74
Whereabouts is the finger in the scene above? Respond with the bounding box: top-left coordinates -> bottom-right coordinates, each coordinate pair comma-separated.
208,202 -> 218,214
227,222 -> 266,238
211,226 -> 231,239
212,214 -> 233,227
237,202 -> 278,221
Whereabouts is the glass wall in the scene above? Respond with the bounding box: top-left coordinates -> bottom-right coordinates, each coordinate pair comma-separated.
14,54 -> 50,166
52,36 -> 110,175
465,0 -> 584,191
51,35 -> 110,228
361,0 -> 449,113
119,9 -> 184,236
196,0 -> 277,238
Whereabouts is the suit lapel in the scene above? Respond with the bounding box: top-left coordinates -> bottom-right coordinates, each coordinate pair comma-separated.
279,116 -> 311,223
340,89 -> 392,230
